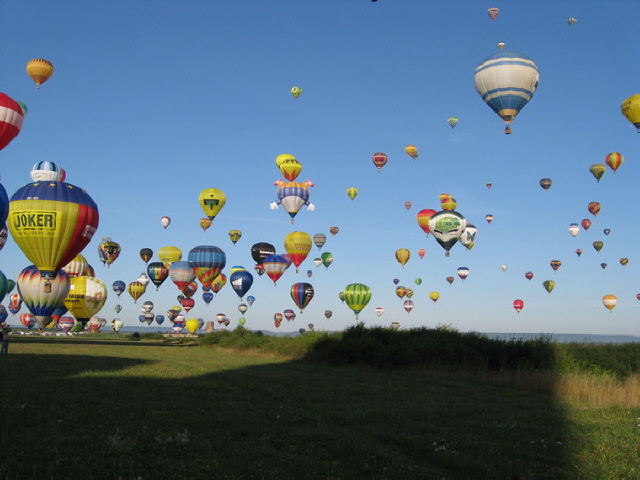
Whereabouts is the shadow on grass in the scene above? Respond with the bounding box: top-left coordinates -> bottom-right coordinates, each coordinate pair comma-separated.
0,346 -> 578,478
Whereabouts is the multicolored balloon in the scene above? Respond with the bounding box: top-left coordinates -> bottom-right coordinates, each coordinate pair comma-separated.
9,182 -> 99,279
0,93 -> 25,151
290,282 -> 314,312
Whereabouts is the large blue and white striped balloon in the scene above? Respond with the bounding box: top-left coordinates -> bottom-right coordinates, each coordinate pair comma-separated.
474,52 -> 539,131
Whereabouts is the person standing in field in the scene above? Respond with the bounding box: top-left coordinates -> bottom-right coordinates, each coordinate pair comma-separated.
1,321 -> 11,354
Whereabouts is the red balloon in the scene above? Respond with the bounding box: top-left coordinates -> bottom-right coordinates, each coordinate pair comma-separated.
0,93 -> 24,152
581,219 -> 591,230
525,271 -> 534,281
513,299 -> 524,313
372,152 -> 388,170
180,297 -> 195,313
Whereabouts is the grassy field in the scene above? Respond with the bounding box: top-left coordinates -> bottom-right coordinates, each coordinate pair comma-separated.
0,333 -> 638,478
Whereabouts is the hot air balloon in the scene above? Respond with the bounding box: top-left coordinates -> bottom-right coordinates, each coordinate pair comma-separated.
139,248 -> 153,264
375,307 -> 384,317
112,280 -> 125,297
230,270 -> 253,300
18,265 -> 70,330
62,254 -> 89,279
428,210 -> 467,253
487,7 -> 499,20
447,117 -> 458,129
395,248 -> 410,267
550,260 -> 561,272
199,188 -> 226,221
404,201 -> 412,211
181,298 -> 195,313
188,245 -> 226,289
8,293 -> 22,315
621,94 -> 640,132
497,42 -> 505,50
246,296 -> 255,307
290,86 -> 302,98
568,223 -> 580,237
324,310 -> 332,319
405,288 -> 414,299
457,267 -> 469,280
158,246 -> 182,269
542,280 -> 555,294
395,286 -> 407,299
343,283 -> 371,319
329,226 -> 339,236
403,300 -> 414,314
417,248 -> 426,259
64,276 -> 107,326
372,152 -> 388,170
169,261 -> 196,293
30,161 -> 64,182
346,187 -> 358,200
306,269 -> 313,278
284,231 -> 312,273
575,249 -> 582,257
202,292 -> 214,305
114,304 -> 122,314
141,301 -> 154,314
525,271 -> 534,281
0,224 -> 7,252
110,318 -> 124,333
474,51 -> 539,134
271,180 -> 314,223
605,152 -> 624,173
500,265 -> 508,273
0,93 -> 24,152
567,17 -> 577,26
446,276 -> 454,285
582,219 -> 591,230
588,202 -> 601,217
439,194 -> 457,211
26,59 -> 54,88
593,241 -> 604,253
146,262 -> 169,290
459,224 -> 477,251
602,295 -> 617,312
251,242 -> 276,267
127,281 -> 146,303
428,291 -> 440,303
601,263 -> 608,270
279,158 -> 302,181
620,258 -> 629,266
589,164 -> 606,182
283,309 -> 296,322
98,238 -> 121,267
211,273 -> 227,295
485,214 -> 494,225
160,216 -> 171,228
9,182 -> 99,280
404,145 -> 419,159
393,279 -> 400,285
20,313 -> 35,329
290,282 -> 314,313
320,252 -> 334,269
539,178 -> 552,191
416,209 -> 437,236
513,299 -> 524,313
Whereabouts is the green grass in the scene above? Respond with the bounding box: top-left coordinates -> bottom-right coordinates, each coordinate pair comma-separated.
0,332 -> 637,478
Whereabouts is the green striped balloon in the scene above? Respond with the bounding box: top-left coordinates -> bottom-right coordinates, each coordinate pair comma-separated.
343,283 -> 372,319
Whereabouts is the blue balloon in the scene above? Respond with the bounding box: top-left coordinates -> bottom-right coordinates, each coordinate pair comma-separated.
202,292 -> 214,305
112,280 -> 126,297
155,315 -> 165,325
230,270 -> 253,300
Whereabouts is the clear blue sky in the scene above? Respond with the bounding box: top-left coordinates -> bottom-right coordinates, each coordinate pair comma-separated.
1,1 -> 639,335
